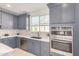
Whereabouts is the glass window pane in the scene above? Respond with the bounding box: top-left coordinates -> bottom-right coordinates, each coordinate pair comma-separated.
31,16 -> 39,25
40,16 -> 45,25
45,26 -> 49,32
40,15 -> 49,25
40,26 -> 45,32
31,26 -> 39,32
44,15 -> 49,25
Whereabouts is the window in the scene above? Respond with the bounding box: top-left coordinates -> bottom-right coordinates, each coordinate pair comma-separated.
30,15 -> 49,32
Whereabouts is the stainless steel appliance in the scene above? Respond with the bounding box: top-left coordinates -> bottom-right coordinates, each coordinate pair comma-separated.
50,24 -> 73,53
20,37 -> 27,50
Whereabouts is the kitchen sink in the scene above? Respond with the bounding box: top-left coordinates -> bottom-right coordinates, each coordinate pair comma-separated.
30,36 -> 42,39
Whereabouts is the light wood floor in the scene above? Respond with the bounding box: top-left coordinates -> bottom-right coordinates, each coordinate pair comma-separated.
2,48 -> 35,56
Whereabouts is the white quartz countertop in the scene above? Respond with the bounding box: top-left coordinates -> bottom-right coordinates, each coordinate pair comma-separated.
0,35 -> 50,42
0,43 -> 13,55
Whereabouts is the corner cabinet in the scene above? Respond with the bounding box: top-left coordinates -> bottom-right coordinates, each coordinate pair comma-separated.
17,14 -> 27,29
0,37 -> 20,48
48,3 -> 75,24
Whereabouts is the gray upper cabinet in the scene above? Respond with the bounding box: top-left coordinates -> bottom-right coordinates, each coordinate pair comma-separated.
2,12 -> 14,29
62,4 -> 75,23
0,11 -> 28,29
49,5 -> 62,24
17,14 -> 26,29
47,3 -> 75,24
13,15 -> 18,29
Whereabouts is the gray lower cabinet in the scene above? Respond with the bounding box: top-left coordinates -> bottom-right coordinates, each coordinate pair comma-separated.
33,40 -> 41,56
0,37 -> 20,48
8,37 -> 16,48
27,39 -> 34,53
40,41 -> 50,56
0,39 -> 3,43
2,38 -> 10,46
27,39 -> 50,56
27,39 -> 41,56
15,37 -> 20,48
2,37 -> 16,48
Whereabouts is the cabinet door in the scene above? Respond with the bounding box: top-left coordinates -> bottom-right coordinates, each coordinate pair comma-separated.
41,41 -> 50,56
15,37 -> 20,48
27,39 -> 33,53
2,38 -> 10,46
13,15 -> 18,29
0,39 -> 3,43
62,4 -> 75,23
50,5 -> 62,24
17,14 -> 26,29
0,11 -> 2,25
33,40 -> 41,56
8,37 -> 16,48
2,12 -> 13,29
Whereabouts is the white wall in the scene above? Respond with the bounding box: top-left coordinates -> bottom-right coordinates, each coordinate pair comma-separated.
30,8 -> 49,16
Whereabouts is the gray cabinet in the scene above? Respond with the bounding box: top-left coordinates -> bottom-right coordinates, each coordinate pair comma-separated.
2,37 -> 16,48
13,15 -> 18,29
49,5 -> 62,24
8,37 -> 16,48
27,39 -> 34,53
41,41 -> 50,56
73,4 -> 79,56
33,40 -> 41,56
0,39 -> 3,43
17,14 -> 26,29
2,12 -> 14,29
0,11 -> 2,25
48,3 -> 75,24
15,37 -> 20,48
27,39 -> 41,56
2,38 -> 10,46
0,37 -> 19,48
62,4 -> 75,23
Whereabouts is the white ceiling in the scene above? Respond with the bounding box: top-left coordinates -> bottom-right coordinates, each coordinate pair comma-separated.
0,3 -> 48,15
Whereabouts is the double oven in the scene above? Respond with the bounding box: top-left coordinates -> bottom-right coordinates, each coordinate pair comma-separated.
50,24 -> 73,53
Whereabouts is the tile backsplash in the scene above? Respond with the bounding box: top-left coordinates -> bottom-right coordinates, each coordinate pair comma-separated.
0,29 -> 49,39
0,29 -> 19,36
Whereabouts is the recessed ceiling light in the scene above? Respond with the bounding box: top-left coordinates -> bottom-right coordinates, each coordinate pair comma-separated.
6,4 -> 11,7
62,4 -> 67,7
